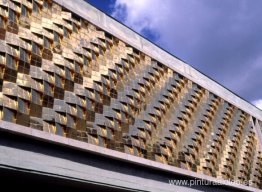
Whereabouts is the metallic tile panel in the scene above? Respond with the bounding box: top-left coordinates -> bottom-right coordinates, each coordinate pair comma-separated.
0,0 -> 261,189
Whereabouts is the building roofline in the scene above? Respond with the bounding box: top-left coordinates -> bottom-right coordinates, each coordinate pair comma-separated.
54,0 -> 262,121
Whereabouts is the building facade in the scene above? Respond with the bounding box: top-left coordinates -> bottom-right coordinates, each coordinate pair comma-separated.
0,0 -> 261,190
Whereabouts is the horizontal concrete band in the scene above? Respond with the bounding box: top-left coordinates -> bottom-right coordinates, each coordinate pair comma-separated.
53,0 -> 262,121
0,120 -> 260,192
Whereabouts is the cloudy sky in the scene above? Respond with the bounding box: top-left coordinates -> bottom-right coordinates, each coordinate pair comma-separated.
86,0 -> 262,109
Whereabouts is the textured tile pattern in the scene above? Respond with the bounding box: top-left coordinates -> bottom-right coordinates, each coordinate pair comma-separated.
0,0 -> 261,189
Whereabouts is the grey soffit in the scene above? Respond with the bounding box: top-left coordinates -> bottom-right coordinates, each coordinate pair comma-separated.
0,120 -> 258,192
54,0 -> 262,121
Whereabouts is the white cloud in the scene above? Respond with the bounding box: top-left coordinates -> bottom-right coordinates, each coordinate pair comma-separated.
112,0 -> 166,35
111,0 -> 213,51
252,100 -> 262,110
111,0 -> 262,102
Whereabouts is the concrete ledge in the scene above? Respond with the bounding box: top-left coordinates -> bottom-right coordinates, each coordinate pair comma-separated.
0,120 -> 260,192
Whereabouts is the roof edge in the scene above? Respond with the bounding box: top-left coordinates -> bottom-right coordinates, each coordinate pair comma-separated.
55,0 -> 262,121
